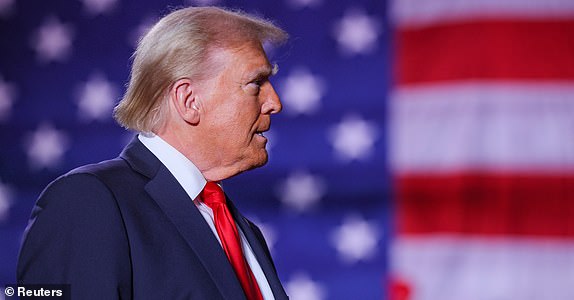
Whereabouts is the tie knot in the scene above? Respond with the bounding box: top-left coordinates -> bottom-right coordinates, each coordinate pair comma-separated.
200,182 -> 226,207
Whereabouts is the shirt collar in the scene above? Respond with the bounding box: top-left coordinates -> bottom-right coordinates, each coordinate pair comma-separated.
138,133 -> 207,201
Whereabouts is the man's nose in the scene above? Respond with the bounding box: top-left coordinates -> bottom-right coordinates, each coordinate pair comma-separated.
261,83 -> 282,114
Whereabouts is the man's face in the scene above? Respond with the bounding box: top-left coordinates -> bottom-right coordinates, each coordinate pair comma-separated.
195,42 -> 282,176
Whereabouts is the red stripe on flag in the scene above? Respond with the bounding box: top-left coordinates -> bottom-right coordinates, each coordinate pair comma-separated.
395,19 -> 574,85
396,173 -> 574,237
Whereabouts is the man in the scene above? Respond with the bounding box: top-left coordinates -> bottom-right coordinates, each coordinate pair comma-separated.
17,7 -> 288,300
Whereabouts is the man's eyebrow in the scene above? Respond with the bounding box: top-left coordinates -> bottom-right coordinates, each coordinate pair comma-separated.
248,63 -> 279,80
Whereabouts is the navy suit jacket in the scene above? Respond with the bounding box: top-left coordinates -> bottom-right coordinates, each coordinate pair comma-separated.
17,137 -> 287,300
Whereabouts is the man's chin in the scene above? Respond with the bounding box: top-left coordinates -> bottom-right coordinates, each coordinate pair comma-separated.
235,148 -> 269,174
251,151 -> 269,168
253,147 -> 271,167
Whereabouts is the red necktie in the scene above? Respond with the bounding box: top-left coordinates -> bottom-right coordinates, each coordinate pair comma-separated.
200,182 -> 264,300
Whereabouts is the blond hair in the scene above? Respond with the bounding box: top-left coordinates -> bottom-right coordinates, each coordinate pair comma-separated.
114,7 -> 288,132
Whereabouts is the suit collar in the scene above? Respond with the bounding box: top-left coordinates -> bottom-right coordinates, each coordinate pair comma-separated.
120,136 -> 287,299
138,134 -> 206,201
120,136 -> 247,300
119,136 -> 160,179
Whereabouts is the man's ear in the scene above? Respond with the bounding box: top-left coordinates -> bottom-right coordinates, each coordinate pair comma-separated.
170,78 -> 200,125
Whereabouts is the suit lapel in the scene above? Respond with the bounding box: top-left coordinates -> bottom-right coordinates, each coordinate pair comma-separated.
227,198 -> 288,299
121,137 -> 246,300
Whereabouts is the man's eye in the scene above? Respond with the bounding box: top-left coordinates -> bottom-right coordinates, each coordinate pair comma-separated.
245,81 -> 262,95
251,79 -> 263,87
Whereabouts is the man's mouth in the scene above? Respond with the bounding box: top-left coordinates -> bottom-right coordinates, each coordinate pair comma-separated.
255,126 -> 269,138
255,121 -> 270,140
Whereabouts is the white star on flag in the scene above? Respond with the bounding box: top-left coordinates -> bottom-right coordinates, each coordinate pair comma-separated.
0,76 -> 16,121
76,73 -> 119,122
0,0 -> 14,17
331,214 -> 379,263
32,17 -> 74,63
286,0 -> 322,10
333,9 -> 381,56
277,171 -> 326,213
0,180 -> 13,222
285,273 -> 326,300
81,0 -> 118,16
329,114 -> 378,161
278,67 -> 326,115
25,123 -> 70,170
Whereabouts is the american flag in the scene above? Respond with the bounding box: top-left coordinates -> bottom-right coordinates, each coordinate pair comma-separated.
389,1 -> 574,300
0,0 -> 573,299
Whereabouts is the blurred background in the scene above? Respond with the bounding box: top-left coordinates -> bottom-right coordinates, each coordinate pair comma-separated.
0,0 -> 573,299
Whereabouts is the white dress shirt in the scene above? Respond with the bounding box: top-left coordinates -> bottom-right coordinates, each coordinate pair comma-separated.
139,134 -> 274,300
